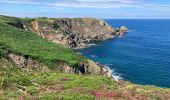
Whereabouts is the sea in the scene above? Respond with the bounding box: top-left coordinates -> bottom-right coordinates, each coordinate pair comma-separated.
77,19 -> 170,88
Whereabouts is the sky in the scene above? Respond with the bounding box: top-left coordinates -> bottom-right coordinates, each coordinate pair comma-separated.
1,0 -> 170,19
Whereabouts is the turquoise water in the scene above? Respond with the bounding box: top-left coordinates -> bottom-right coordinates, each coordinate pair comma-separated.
78,19 -> 170,88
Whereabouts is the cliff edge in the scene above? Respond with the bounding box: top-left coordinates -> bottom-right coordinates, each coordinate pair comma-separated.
21,17 -> 127,49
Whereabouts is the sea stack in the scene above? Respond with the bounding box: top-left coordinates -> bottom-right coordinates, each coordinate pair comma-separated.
118,26 -> 129,36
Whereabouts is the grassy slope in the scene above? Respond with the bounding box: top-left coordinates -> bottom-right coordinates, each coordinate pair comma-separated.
0,59 -> 170,100
0,58 -> 117,99
0,21 -> 86,67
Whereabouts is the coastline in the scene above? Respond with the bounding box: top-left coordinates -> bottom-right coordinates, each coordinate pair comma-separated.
24,17 -> 128,80
76,36 -> 124,82
0,15 -> 129,81
0,15 -> 170,99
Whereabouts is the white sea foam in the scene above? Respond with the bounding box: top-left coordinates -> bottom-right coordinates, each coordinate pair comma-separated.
88,43 -> 99,46
105,63 -> 113,66
88,43 -> 96,46
90,55 -> 97,58
112,72 -> 123,82
105,66 -> 122,82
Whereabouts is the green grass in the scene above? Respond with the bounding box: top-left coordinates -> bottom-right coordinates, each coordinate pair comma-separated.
0,15 -> 19,23
0,21 -> 86,67
1,59 -> 169,99
0,59 -> 117,99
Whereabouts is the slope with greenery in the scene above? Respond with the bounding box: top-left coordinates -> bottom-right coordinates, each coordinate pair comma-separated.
0,21 -> 86,68
0,59 -> 170,100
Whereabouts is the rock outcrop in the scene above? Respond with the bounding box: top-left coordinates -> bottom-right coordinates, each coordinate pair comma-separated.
8,53 -> 112,77
8,53 -> 47,71
23,18 -> 127,49
55,60 -> 112,77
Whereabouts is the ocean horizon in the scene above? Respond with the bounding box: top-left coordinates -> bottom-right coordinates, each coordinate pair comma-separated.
78,19 -> 170,88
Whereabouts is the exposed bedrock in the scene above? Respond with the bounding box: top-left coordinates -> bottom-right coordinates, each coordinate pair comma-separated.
8,53 -> 112,77
22,18 -> 128,49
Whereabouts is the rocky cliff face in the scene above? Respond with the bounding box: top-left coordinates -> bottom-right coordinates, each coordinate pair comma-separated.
8,53 -> 112,77
23,18 -> 127,49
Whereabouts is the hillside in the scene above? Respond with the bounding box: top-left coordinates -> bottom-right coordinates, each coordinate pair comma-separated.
0,15 -> 169,99
0,59 -> 170,99
0,15 -> 128,49
0,22 -> 85,67
0,17 -> 112,76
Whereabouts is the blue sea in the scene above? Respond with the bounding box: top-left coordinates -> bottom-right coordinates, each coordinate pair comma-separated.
78,19 -> 170,88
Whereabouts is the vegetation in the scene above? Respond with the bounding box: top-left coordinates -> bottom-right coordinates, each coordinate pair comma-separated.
0,21 -> 86,68
0,58 -> 116,99
0,15 -> 19,23
0,58 -> 170,99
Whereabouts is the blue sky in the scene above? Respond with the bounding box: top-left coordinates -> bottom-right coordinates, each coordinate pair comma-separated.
0,0 -> 170,19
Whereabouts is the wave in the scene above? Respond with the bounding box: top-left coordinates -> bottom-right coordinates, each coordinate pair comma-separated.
128,29 -> 136,32
88,43 -> 99,46
90,55 -> 97,58
104,65 -> 123,82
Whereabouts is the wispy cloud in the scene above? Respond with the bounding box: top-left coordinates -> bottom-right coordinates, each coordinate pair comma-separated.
1,0 -> 170,19
0,0 -> 170,10
0,0 -> 52,5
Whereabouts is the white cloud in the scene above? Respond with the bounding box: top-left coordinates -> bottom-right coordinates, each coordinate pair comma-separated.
0,0 -> 170,11
77,0 -> 137,4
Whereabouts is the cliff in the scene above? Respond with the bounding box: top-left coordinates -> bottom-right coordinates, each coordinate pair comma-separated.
24,18 -> 126,49
5,17 -> 127,49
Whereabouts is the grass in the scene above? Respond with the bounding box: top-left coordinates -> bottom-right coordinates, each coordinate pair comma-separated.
0,21 -> 86,68
0,58 -> 169,99
0,15 -> 19,23
0,58 -> 117,99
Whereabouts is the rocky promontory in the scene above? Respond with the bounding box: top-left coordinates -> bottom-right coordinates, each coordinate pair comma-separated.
21,18 -> 128,49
